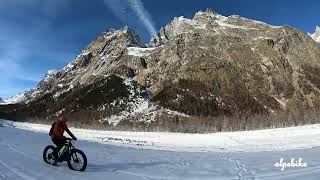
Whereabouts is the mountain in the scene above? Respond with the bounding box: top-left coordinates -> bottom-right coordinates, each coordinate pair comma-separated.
0,27 -> 178,129
0,97 -> 4,103
309,26 -> 320,43
2,9 -> 320,132
6,69 -> 59,104
146,9 -> 320,116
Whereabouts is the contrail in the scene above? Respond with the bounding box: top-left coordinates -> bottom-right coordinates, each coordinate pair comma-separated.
127,0 -> 157,36
104,0 -> 157,37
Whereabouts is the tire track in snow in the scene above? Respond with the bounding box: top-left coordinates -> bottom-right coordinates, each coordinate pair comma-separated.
0,159 -> 37,180
1,144 -> 39,162
221,153 -> 255,180
254,165 -> 320,179
0,143 -> 82,180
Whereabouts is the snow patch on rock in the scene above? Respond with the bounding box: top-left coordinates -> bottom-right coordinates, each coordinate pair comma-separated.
309,26 -> 320,43
103,78 -> 156,126
127,47 -> 156,57
6,93 -> 28,104
43,69 -> 59,83
214,14 -> 258,30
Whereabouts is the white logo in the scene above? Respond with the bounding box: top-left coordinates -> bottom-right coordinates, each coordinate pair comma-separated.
274,158 -> 307,171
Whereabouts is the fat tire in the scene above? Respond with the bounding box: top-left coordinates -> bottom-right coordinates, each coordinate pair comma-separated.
67,149 -> 87,171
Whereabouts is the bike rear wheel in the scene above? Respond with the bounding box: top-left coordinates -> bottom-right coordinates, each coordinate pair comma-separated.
43,145 -> 57,165
67,149 -> 87,171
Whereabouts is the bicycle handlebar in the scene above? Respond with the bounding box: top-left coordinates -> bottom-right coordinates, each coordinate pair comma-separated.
65,137 -> 76,141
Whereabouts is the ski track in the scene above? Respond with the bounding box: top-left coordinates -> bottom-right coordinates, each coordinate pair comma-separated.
1,121 -> 320,179
0,159 -> 37,180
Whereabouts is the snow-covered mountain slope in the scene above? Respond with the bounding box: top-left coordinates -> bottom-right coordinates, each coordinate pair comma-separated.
6,27 -> 146,105
6,92 -> 28,104
6,69 -> 59,104
309,26 -> 320,43
1,120 -> 320,180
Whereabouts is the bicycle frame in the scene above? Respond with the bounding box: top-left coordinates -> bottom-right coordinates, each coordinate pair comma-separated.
58,140 -> 74,161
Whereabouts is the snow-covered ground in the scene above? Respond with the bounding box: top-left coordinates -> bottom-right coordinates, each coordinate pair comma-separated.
1,120 -> 320,179
5,120 -> 320,152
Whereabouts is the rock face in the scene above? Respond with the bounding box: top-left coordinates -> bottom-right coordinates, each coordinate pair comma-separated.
145,9 -> 320,116
2,9 -> 320,132
309,26 -> 320,43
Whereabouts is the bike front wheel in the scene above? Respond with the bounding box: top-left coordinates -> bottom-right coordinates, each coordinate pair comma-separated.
67,149 -> 87,171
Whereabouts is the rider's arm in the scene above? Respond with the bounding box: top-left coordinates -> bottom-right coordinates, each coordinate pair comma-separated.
64,124 -> 76,140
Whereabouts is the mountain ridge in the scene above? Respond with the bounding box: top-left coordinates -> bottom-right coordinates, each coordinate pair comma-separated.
2,9 -> 320,132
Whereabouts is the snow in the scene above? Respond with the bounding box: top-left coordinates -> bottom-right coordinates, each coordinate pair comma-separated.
274,97 -> 287,108
214,14 -> 258,30
4,89 -> 44,105
53,85 -> 74,99
1,119 -> 320,179
194,11 -> 282,32
102,78 -> 156,125
4,69 -> 59,105
43,69 -> 59,83
2,119 -> 320,153
229,15 -> 282,29
62,51 -> 90,72
127,47 -> 156,57
101,78 -> 189,126
163,108 -> 189,118
176,16 -> 207,29
309,26 -> 320,43
5,92 -> 28,104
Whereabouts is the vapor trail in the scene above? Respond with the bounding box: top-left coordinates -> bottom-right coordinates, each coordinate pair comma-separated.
104,0 -> 157,37
127,0 -> 156,36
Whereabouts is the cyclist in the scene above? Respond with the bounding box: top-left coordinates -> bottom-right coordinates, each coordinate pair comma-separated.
49,116 -> 77,163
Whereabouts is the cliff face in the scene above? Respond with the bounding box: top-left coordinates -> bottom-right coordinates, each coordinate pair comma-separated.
2,9 -> 320,131
143,10 -> 320,116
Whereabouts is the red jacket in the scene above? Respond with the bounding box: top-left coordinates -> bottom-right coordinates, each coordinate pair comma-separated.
51,121 -> 75,139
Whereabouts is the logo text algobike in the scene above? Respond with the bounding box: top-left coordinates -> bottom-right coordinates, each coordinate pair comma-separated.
274,158 -> 307,171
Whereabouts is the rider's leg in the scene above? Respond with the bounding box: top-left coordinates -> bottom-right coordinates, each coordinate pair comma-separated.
52,138 -> 66,159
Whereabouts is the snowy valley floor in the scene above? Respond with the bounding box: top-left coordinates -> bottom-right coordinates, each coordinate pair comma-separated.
1,120 -> 320,179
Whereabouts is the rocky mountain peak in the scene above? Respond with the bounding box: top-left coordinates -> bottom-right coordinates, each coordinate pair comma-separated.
193,8 -> 219,20
0,97 -> 4,103
309,26 -> 320,43
149,9 -> 282,47
104,26 -> 145,48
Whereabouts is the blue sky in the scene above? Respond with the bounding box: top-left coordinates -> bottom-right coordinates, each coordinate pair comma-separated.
0,0 -> 319,100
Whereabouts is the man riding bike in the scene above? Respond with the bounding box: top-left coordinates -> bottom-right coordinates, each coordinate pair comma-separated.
49,116 -> 77,163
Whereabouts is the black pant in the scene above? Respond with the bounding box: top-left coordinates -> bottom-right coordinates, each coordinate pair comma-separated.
52,138 -> 67,158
